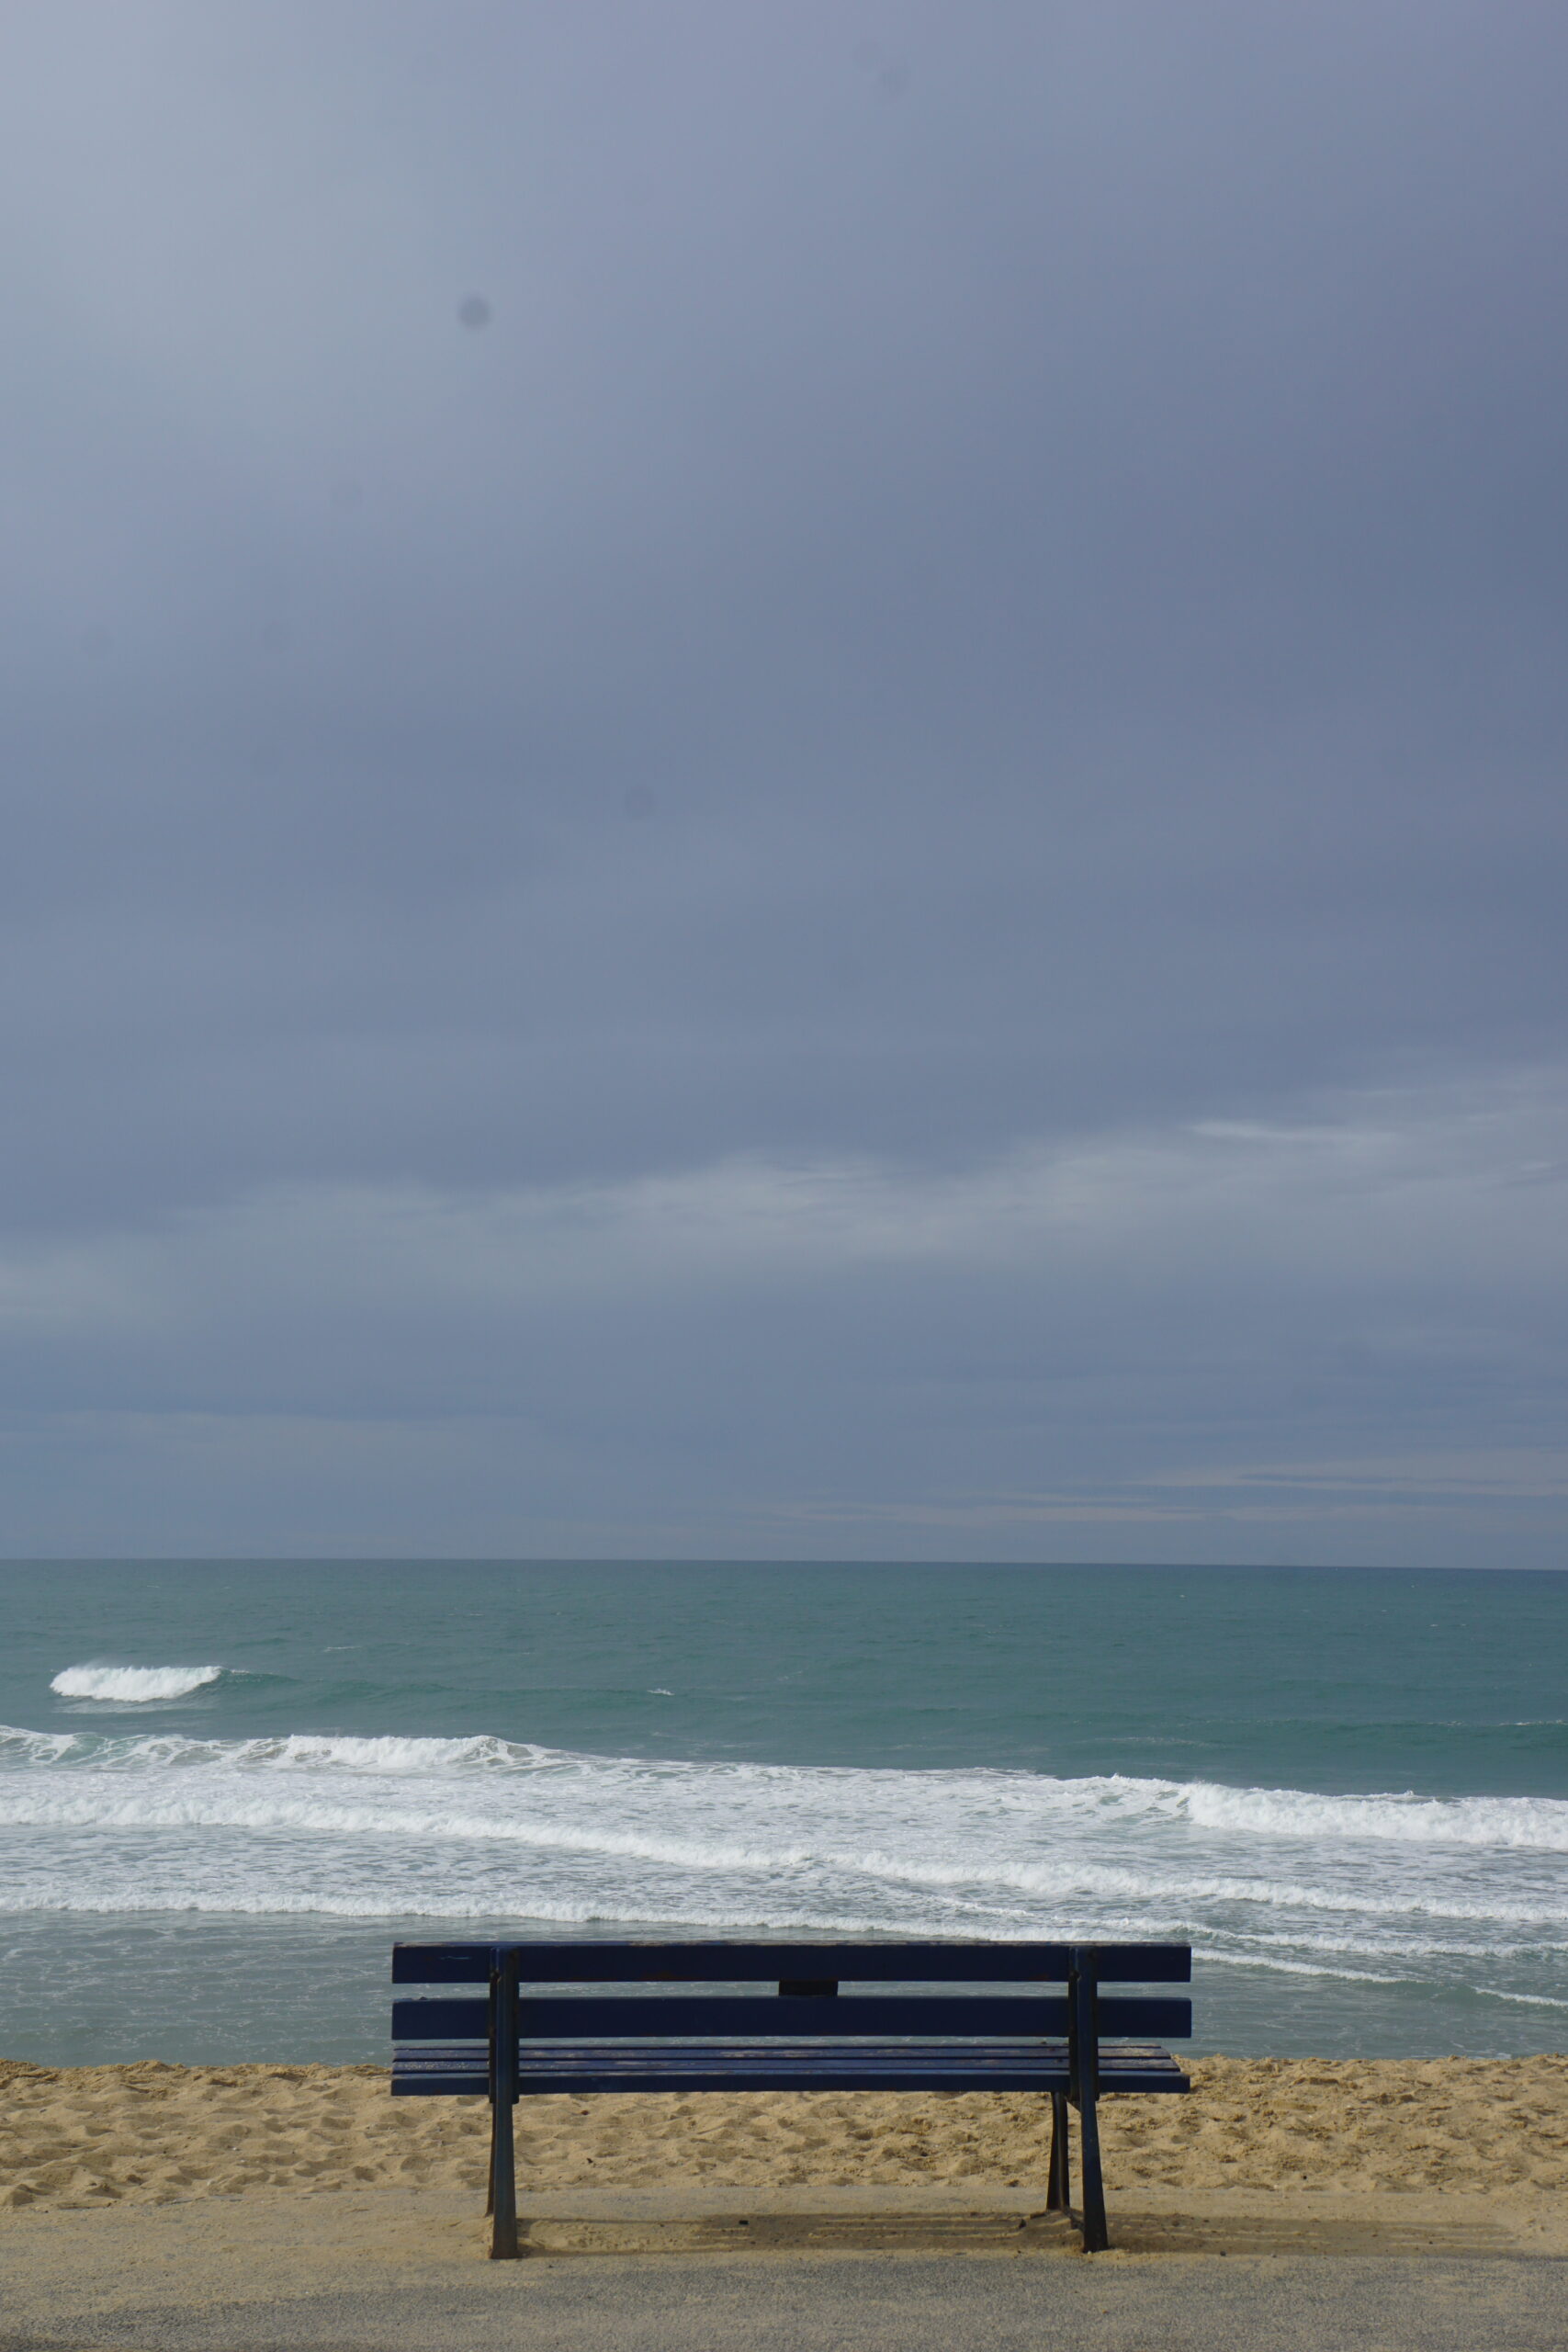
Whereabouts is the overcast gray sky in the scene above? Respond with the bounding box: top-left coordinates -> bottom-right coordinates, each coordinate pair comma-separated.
4,1 -> 1567,1561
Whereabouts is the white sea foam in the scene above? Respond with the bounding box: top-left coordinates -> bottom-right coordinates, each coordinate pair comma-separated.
1174,1780 -> 1568,1850
18,1722 -> 1567,1848
50,1664 -> 224,1702
0,1725 -> 76,1761
1,1721 -> 1564,2017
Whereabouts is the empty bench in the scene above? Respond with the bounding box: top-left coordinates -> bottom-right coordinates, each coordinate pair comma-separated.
392,1939 -> 1191,2256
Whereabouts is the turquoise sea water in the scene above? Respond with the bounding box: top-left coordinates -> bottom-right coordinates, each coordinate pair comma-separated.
2,1561 -> 1564,2063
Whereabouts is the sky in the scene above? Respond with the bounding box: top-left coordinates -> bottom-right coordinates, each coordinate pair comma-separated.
3,1 -> 1567,1563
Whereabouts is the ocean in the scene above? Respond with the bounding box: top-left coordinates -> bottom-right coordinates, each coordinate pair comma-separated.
2,1561 -> 1564,2064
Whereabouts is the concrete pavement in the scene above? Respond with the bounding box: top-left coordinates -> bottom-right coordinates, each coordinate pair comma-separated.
4,2185 -> 1564,2351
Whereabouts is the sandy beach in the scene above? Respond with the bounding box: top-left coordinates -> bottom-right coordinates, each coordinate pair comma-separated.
5,2053 -> 1566,2211
6,2057 -> 1568,2348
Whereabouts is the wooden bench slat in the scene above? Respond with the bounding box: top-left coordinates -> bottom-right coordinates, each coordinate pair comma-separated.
391,1940 -> 1192,1985
392,2037 -> 1185,2061
390,2038 -> 1186,2067
392,1993 -> 1191,2041
399,2067 -> 1183,2094
391,2036 -> 1190,2097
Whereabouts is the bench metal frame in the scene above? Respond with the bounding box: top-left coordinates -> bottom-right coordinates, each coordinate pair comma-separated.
391,1939 -> 1191,2256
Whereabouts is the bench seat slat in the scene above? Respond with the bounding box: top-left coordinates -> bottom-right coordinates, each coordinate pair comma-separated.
392,1940 -> 1192,1985
391,2038 -> 1190,2097
392,1994 -> 1190,2041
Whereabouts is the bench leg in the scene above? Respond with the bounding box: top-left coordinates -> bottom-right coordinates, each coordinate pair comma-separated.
489,2094 -> 519,2259
1076,2090 -> 1108,2253
488,1947 -> 521,2258
1046,2092 -> 1070,2211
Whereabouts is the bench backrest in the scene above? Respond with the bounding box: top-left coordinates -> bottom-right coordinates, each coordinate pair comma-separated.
393,1940 -> 1192,2044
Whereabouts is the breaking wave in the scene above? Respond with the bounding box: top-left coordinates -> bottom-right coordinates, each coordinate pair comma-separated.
1,1724 -> 1563,2017
50,1664 -> 225,1703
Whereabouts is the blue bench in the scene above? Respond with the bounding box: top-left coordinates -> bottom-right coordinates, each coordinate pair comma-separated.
392,1939 -> 1191,2256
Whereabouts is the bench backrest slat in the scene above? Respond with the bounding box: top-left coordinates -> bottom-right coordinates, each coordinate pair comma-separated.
393,1992 -> 1191,2042
391,1940 -> 1191,1985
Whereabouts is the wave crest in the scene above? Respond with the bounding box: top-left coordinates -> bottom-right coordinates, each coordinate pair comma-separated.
50,1664 -> 224,1703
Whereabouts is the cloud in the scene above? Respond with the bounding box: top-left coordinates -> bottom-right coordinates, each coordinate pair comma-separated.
1,1069 -> 1566,1557
1,6 -> 1566,1551
5,1064 -> 1567,1327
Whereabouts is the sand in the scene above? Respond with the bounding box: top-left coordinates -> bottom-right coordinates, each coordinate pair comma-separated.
3,2054 -> 1566,2213
6,2060 -> 1568,2347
